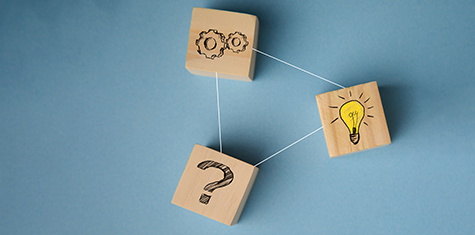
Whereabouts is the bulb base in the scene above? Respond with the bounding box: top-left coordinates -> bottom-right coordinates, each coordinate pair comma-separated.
350,133 -> 360,145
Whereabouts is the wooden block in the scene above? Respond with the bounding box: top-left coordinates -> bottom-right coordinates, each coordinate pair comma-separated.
316,81 -> 391,157
172,144 -> 259,226
185,7 -> 259,82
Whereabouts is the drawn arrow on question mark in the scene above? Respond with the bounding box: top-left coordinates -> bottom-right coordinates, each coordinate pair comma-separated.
197,160 -> 234,205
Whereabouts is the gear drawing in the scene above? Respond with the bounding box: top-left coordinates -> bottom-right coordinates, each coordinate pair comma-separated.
195,29 -> 226,60
226,31 -> 249,53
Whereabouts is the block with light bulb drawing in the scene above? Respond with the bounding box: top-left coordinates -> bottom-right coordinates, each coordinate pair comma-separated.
316,81 -> 391,157
172,144 -> 259,226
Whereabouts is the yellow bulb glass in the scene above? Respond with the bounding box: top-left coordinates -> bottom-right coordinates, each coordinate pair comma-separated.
339,100 -> 365,144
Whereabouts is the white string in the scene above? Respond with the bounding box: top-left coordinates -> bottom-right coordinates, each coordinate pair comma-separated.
254,126 -> 323,167
252,48 -> 346,89
215,72 -> 222,153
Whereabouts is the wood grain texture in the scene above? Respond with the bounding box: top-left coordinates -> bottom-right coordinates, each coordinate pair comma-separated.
172,144 -> 259,226
316,81 -> 391,157
185,7 -> 259,82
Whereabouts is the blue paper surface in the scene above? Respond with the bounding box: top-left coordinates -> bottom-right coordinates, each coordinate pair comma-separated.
1,1 -> 474,234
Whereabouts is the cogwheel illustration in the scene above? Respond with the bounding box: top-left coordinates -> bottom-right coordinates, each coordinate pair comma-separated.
226,31 -> 249,53
195,29 -> 226,60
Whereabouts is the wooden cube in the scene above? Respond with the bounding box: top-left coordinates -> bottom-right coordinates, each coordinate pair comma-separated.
316,81 -> 391,157
185,7 -> 259,82
172,144 -> 259,226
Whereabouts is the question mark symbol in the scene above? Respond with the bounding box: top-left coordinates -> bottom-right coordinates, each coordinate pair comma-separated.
197,160 -> 234,205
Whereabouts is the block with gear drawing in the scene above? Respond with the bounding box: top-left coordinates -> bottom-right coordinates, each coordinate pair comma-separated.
185,8 -> 259,81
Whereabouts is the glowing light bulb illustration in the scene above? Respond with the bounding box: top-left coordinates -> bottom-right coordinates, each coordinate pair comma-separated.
339,100 -> 365,145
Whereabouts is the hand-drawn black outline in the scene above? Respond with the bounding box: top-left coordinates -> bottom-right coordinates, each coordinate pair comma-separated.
226,31 -> 249,53
329,91 -> 375,145
196,29 -> 226,60
195,29 -> 249,59
197,160 -> 234,205
339,100 -> 365,145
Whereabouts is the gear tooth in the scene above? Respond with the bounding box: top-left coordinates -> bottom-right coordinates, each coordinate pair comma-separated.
218,47 -> 225,58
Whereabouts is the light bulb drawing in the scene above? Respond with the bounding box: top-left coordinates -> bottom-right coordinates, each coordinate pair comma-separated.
329,92 -> 374,145
340,100 -> 364,144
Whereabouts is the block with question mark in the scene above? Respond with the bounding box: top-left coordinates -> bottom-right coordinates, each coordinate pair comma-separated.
172,144 -> 259,226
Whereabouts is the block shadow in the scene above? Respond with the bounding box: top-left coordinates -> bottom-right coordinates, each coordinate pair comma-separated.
206,140 -> 267,166
206,2 -> 292,81
350,72 -> 415,142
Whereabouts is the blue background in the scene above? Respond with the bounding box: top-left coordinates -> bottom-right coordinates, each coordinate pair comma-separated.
1,0 -> 474,234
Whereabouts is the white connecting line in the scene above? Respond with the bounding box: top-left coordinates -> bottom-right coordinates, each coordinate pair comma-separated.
215,72 -> 222,153
250,48 -> 345,166
252,48 -> 346,89
254,126 -> 323,167
214,48 -> 344,166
